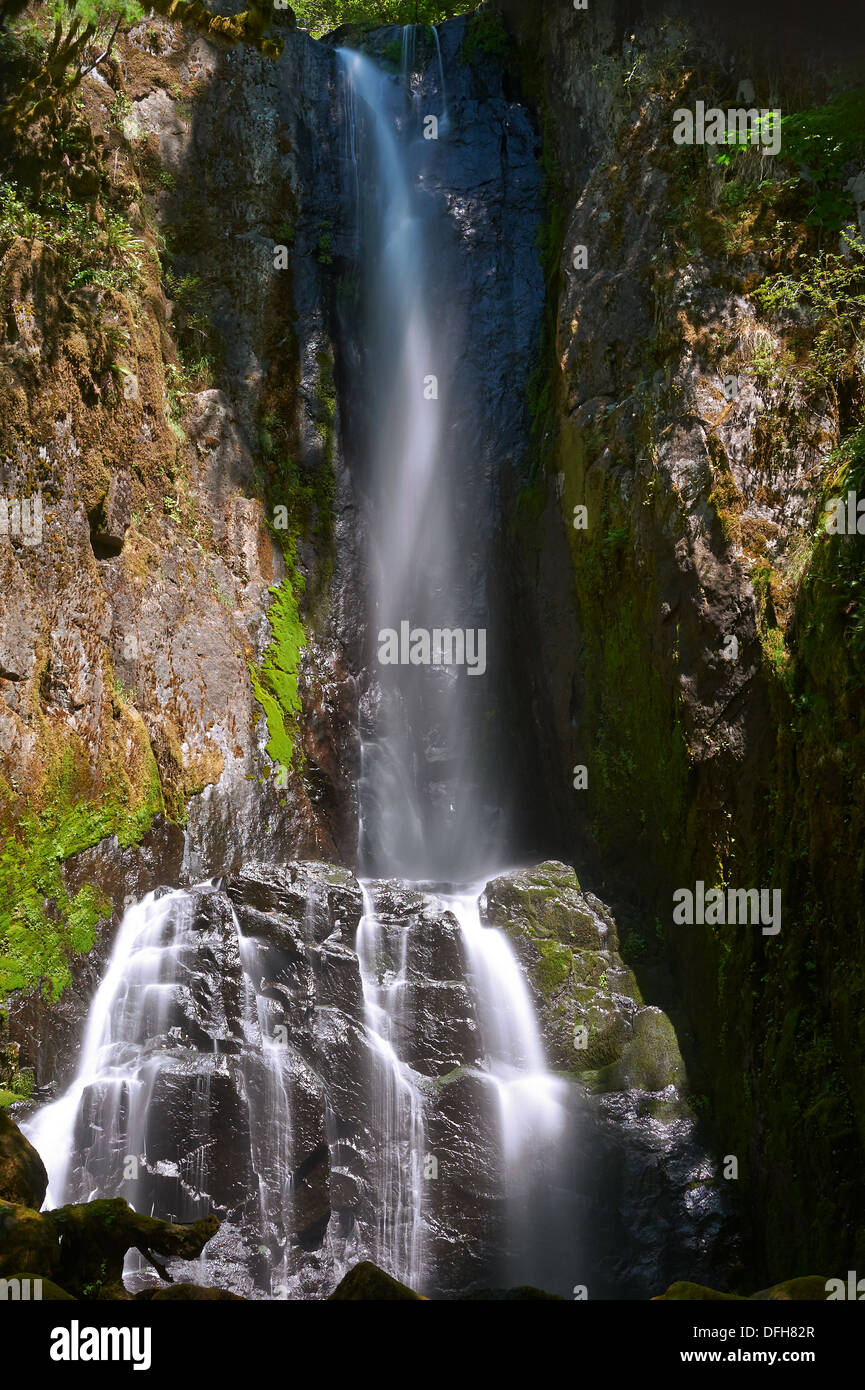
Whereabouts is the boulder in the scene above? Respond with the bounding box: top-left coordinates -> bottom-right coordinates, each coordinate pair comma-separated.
47,1199 -> 220,1298
593,1008 -> 687,1093
0,1200 -> 61,1280
328,1261 -> 426,1300
0,1273 -> 75,1299
655,1276 -> 832,1300
653,1282 -> 746,1301
0,1107 -> 48,1209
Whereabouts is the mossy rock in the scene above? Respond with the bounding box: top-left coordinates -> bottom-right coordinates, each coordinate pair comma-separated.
634,1093 -> 694,1125
0,1201 -> 60,1279
535,938 -> 574,997
654,1282 -> 747,1300
46,1198 -> 219,1298
328,1261 -> 425,1300
0,1107 -> 48,1209
593,1008 -> 687,1093
483,862 -> 605,950
0,1272 -> 75,1299
656,1276 -> 831,1300
557,985 -> 630,1072
750,1277 -> 831,1300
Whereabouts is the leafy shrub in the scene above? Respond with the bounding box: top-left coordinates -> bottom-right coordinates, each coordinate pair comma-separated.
0,181 -> 143,292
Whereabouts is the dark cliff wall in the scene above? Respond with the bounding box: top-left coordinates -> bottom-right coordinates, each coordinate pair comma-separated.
502,0 -> 865,1280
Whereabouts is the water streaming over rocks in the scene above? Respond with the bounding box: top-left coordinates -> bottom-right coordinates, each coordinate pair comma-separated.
21,24 -> 738,1301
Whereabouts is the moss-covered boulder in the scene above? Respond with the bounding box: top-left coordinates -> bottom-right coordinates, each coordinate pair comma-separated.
656,1276 -> 832,1300
483,862 -> 610,949
0,1107 -> 48,1209
653,1282 -> 747,1300
0,1272 -> 75,1299
0,1200 -> 61,1279
591,1009 -> 687,1093
750,1277 -> 832,1301
47,1199 -> 220,1298
328,1261 -> 426,1300
146,1283 -> 245,1300
482,864 -> 687,1101
1,1194 -> 219,1297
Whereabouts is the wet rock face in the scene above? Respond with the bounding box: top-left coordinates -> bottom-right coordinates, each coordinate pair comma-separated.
37,864 -> 508,1298
127,23 -> 364,877
491,4 -> 865,1281
2,18 -> 362,1093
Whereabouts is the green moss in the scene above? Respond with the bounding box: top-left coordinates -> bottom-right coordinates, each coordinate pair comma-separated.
461,10 -> 511,65
431,1065 -> 466,1089
0,184 -> 144,296
536,939 -> 572,999
249,577 -> 306,773
656,1282 -> 747,1301
0,737 -> 162,1002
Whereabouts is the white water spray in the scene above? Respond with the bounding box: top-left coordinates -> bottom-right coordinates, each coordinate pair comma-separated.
24,887 -> 204,1212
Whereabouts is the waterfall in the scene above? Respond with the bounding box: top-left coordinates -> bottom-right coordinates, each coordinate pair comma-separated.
340,40 -> 577,1295
24,887 -> 206,1213
340,42 -> 482,881
355,885 -> 425,1288
441,889 -> 577,1291
430,25 -> 449,132
21,33 -> 578,1301
22,884 -> 315,1296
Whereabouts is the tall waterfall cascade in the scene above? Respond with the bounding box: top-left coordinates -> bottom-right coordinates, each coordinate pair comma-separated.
23,28 -> 579,1300
340,34 -> 578,1292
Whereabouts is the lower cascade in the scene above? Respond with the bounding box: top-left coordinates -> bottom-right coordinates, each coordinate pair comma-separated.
24,868 -> 586,1297
23,860 -> 732,1299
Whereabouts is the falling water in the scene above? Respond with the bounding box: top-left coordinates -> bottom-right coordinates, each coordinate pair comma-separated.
340,37 -> 577,1294
24,887 -> 208,1213
355,885 -> 425,1287
430,25 -> 449,132
340,42 -> 481,881
23,884 -> 306,1296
